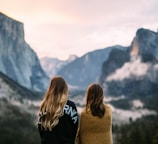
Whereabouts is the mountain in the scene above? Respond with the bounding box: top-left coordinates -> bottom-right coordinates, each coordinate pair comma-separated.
99,48 -> 130,84
57,45 -> 127,89
132,28 -> 158,62
100,28 -> 158,98
40,55 -> 78,78
0,13 -> 49,92
0,71 -> 43,100
0,14 -> 157,143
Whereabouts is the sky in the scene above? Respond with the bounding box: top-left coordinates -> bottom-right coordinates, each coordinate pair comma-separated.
0,0 -> 158,60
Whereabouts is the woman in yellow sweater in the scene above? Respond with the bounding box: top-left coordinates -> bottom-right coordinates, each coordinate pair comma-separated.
76,83 -> 113,144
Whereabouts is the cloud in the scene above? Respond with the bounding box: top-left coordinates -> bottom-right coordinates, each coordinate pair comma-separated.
106,58 -> 149,81
106,56 -> 158,84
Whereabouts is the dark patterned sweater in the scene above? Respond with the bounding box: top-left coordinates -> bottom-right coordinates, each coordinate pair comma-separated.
38,100 -> 79,144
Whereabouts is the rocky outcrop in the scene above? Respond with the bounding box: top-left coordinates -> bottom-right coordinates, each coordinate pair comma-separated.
130,28 -> 158,62
100,28 -> 158,97
99,48 -> 130,84
0,13 -> 49,92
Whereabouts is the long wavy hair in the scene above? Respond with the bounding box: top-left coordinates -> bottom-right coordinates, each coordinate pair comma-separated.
38,76 -> 68,131
86,83 -> 105,118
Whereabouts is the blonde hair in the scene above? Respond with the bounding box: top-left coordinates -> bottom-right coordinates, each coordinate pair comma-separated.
38,76 -> 68,131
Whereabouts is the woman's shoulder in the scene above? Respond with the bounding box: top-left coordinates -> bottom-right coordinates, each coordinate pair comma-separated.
67,99 -> 74,104
66,100 -> 77,107
64,100 -> 78,124
80,108 -> 87,115
104,103 -> 112,110
104,103 -> 112,114
104,103 -> 111,108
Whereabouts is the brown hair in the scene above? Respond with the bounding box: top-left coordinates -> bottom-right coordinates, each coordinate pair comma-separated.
38,76 -> 68,131
86,83 -> 105,118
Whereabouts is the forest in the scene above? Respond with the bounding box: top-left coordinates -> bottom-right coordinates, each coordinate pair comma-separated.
113,115 -> 158,144
0,96 -> 158,144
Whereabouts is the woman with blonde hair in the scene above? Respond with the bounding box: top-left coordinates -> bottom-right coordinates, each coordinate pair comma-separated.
38,76 -> 78,144
76,83 -> 113,144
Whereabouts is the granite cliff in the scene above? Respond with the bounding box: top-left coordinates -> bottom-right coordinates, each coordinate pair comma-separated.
101,28 -> 158,97
0,13 -> 49,92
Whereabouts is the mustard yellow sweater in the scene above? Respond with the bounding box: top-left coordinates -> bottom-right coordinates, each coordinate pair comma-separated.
76,104 -> 112,144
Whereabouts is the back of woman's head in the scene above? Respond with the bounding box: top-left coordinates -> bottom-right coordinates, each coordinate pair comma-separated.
39,76 -> 68,130
48,76 -> 68,99
86,83 -> 105,118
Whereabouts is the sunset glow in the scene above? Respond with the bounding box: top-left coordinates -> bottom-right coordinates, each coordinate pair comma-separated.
0,0 -> 158,60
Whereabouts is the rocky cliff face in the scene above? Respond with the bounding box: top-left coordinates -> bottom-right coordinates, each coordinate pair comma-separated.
0,13 -> 49,92
130,28 -> 158,62
100,28 -> 158,97
99,48 -> 130,84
